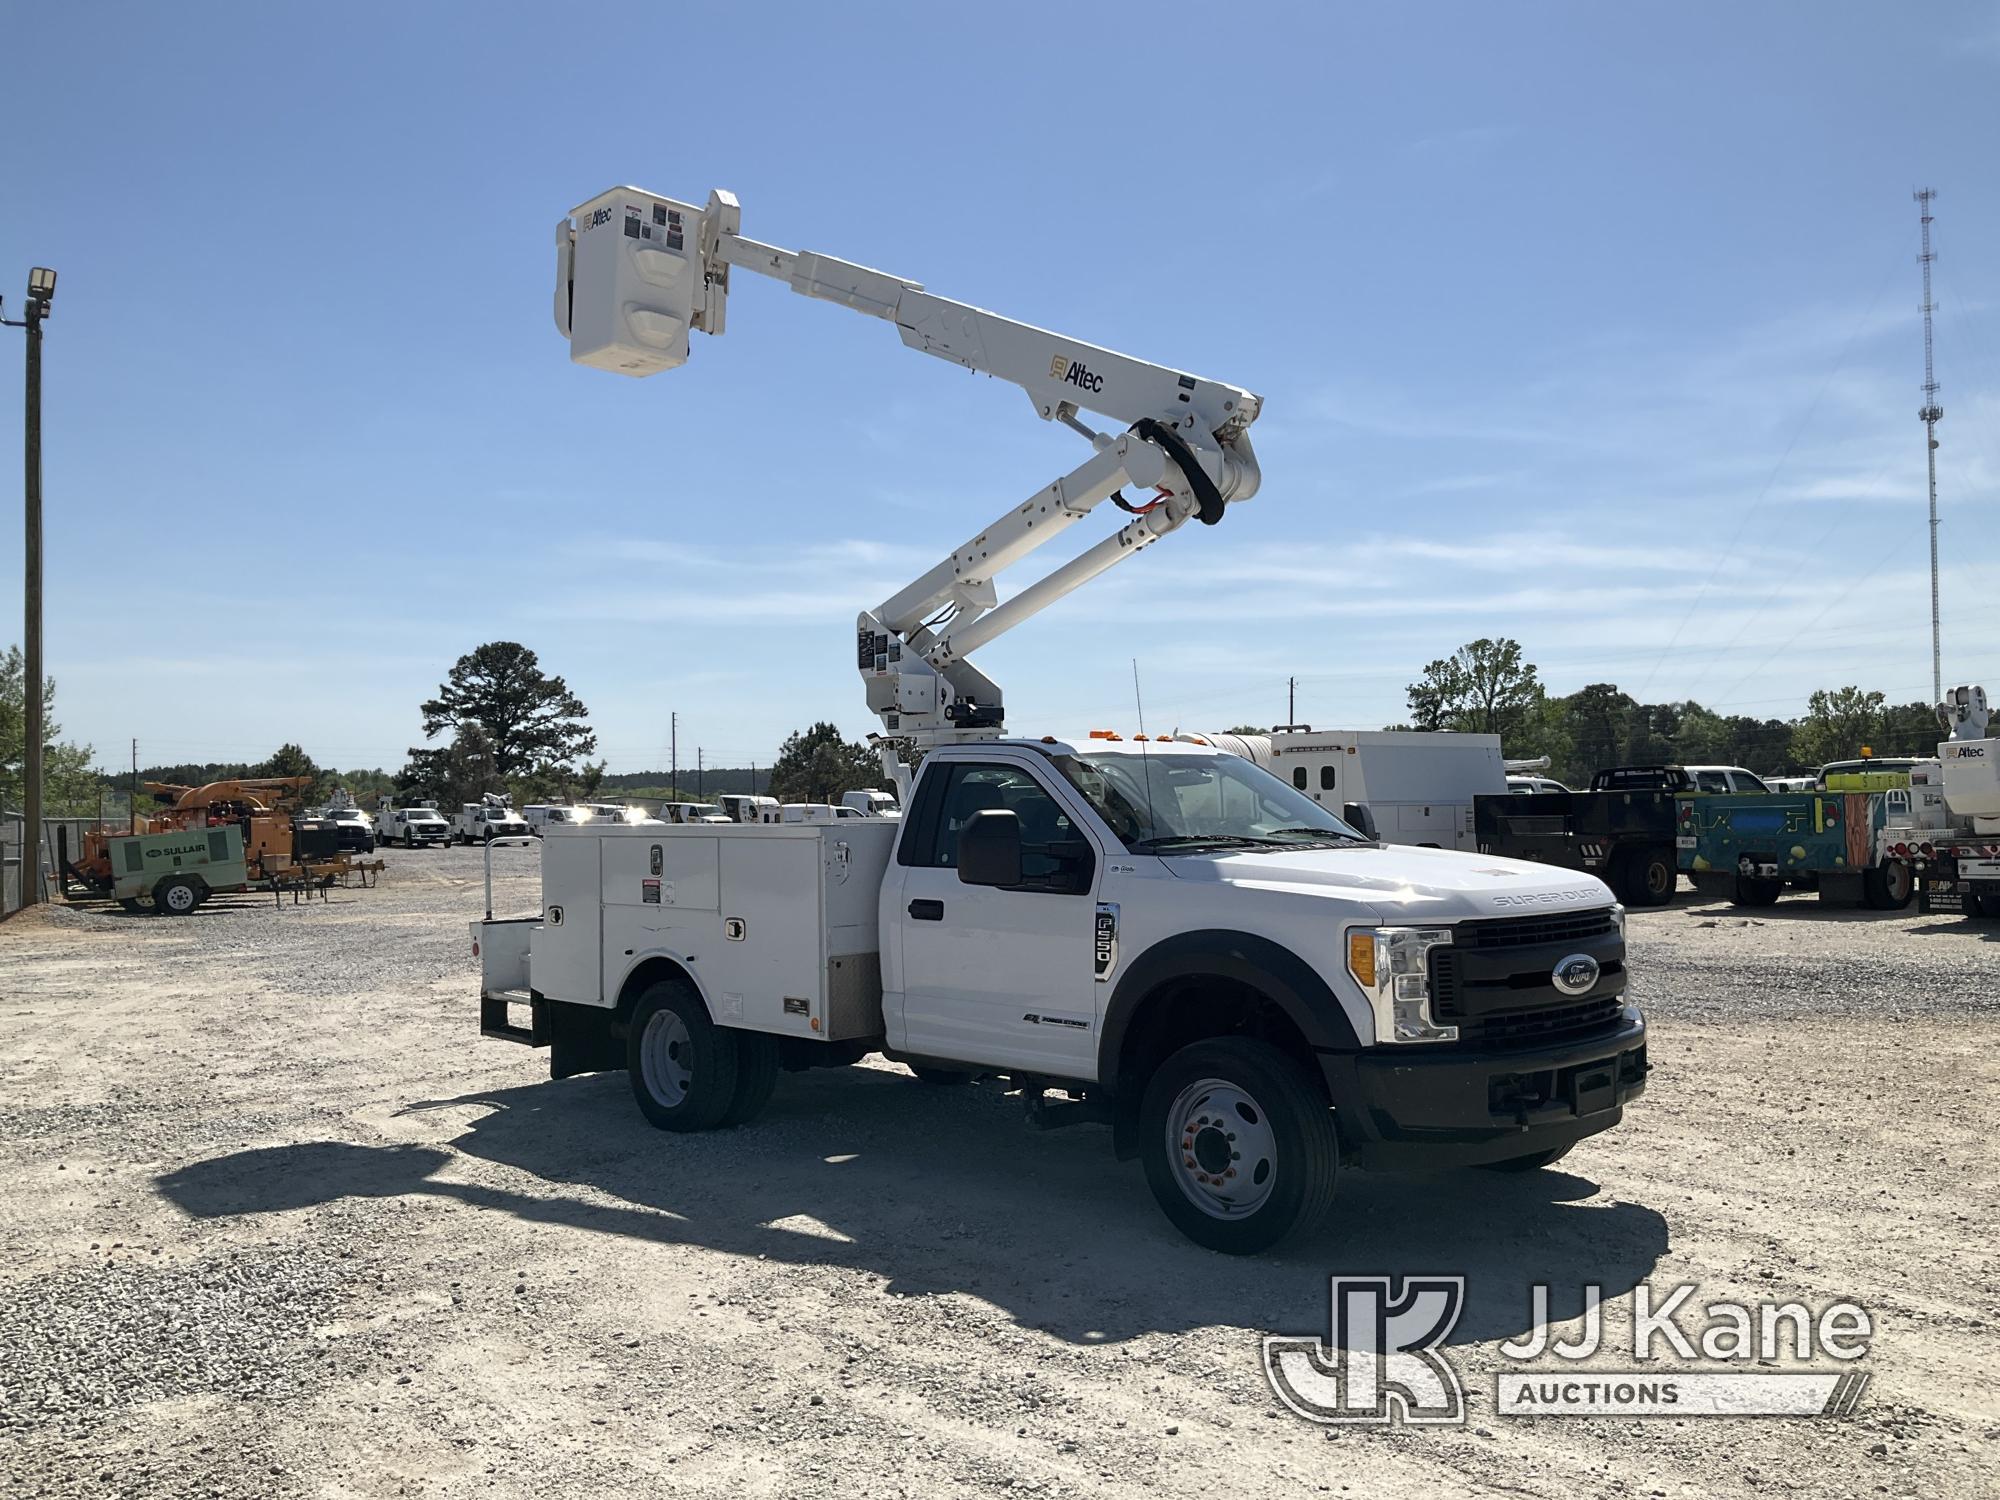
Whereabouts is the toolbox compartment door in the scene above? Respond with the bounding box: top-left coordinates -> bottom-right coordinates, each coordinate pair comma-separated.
530,835 -> 604,1006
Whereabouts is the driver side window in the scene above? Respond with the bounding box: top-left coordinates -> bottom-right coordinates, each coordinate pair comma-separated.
923,763 -> 1086,887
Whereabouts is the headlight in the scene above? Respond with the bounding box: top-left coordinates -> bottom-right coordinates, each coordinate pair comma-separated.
1346,925 -> 1457,1044
1610,902 -> 1626,941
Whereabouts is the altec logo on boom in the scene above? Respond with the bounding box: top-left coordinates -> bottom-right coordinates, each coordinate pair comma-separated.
1049,353 -> 1105,393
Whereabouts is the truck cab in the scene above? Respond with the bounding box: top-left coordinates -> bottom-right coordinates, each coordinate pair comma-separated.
480,737 -> 1646,1254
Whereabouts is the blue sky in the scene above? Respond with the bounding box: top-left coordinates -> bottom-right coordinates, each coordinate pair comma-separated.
2,3 -> 1996,775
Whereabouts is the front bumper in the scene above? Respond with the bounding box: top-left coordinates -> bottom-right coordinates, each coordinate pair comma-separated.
1320,1010 -> 1649,1169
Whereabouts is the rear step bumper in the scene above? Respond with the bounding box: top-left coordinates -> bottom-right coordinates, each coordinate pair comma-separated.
480,991 -> 548,1046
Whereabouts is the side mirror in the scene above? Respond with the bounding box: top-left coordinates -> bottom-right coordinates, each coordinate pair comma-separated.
957,809 -> 1023,887
1342,802 -> 1380,841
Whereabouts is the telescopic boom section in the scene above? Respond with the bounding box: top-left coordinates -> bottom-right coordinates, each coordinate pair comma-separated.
554,185 -> 1263,782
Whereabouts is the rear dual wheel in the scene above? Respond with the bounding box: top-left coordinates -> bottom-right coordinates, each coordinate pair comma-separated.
626,980 -> 776,1131
1863,861 -> 1914,911
1614,846 -> 1676,907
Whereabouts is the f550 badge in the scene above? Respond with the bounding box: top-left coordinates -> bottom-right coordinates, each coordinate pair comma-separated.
1093,901 -> 1119,981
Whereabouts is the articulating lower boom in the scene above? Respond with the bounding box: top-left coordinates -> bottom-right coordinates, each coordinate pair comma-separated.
554,186 -> 1264,789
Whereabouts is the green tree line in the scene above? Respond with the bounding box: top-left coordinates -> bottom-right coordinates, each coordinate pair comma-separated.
1402,638 -> 1946,786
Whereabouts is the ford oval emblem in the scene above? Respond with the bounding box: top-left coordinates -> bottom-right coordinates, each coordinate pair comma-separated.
1552,953 -> 1600,996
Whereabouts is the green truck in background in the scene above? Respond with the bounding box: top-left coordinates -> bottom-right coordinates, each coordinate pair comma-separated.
1678,765 -> 1932,909
96,825 -> 250,915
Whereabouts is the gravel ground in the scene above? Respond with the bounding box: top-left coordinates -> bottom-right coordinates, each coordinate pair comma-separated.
1,846 -> 1996,1499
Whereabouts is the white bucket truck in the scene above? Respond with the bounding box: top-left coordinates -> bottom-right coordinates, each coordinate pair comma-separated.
1906,686 -> 2000,920
475,185 -> 1648,1253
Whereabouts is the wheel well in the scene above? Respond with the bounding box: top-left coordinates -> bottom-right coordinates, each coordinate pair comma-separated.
1110,975 -> 1323,1158
614,955 -> 705,1024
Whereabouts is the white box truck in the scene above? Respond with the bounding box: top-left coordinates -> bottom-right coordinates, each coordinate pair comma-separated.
1180,728 -> 1504,851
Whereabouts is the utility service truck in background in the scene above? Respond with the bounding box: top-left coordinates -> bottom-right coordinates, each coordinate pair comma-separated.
474,184 -> 1648,1254
1909,686 -> 2000,920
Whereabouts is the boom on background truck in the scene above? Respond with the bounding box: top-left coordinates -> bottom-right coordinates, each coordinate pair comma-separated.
473,183 -> 1649,1254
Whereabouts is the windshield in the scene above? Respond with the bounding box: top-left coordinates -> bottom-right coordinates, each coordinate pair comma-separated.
1049,752 -> 1366,852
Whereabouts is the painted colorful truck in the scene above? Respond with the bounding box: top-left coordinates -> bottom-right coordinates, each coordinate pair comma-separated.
1678,789 -> 1915,909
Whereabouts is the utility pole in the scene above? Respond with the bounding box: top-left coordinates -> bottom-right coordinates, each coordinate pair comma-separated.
750,759 -> 758,796
669,712 -> 678,801
130,739 -> 138,833
2,269 -> 56,904
697,747 -> 703,800
1915,188 -> 1944,705
1288,675 -> 1296,729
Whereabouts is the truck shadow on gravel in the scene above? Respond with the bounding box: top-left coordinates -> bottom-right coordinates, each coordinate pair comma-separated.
157,1067 -> 1668,1349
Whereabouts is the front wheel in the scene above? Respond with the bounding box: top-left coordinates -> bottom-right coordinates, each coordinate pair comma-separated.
626,980 -> 743,1132
1139,1037 -> 1339,1255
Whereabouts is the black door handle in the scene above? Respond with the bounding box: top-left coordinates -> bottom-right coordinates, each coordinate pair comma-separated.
908,898 -> 944,921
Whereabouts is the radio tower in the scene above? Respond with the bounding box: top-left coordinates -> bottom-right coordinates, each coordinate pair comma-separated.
1915,188 -> 1944,704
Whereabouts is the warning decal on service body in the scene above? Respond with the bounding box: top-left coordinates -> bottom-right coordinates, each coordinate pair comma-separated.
642,878 -> 661,904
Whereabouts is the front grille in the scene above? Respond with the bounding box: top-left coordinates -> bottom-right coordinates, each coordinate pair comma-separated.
1461,995 -> 1625,1049
1428,906 -> 1625,1047
1455,908 -> 1619,951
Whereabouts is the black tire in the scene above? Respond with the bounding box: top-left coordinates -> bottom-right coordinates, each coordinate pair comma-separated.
1616,846 -> 1676,907
718,1031 -> 780,1127
1139,1036 -> 1339,1255
153,876 -> 202,917
404,831 -> 415,849
1973,889 -> 2000,921
625,980 -> 742,1132
1862,861 -> 1913,911
909,1065 -> 975,1086
1478,1143 -> 1575,1172
118,897 -> 146,914
1731,874 -> 1783,907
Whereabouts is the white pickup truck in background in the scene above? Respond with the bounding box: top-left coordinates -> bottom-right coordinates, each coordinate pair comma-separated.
377,801 -> 452,848
455,801 -> 532,844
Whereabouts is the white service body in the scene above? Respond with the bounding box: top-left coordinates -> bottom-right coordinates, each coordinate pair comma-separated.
522,821 -> 896,1043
